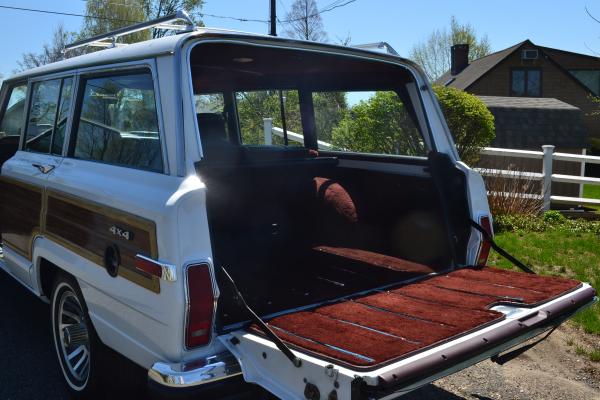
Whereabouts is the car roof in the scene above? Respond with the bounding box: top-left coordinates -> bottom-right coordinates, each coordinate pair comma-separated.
7,27 -> 266,81
7,27 -> 426,84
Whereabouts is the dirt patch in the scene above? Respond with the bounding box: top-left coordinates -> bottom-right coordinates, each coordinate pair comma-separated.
404,324 -> 600,400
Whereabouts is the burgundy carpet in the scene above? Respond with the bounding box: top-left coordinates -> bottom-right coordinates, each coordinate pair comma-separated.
252,267 -> 581,368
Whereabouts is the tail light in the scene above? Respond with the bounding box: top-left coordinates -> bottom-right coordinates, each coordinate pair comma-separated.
185,263 -> 214,348
476,216 -> 493,266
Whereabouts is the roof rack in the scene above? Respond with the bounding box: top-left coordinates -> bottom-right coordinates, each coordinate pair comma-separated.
353,42 -> 399,56
64,10 -> 195,53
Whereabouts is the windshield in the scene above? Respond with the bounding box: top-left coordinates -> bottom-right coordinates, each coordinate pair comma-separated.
190,42 -> 427,160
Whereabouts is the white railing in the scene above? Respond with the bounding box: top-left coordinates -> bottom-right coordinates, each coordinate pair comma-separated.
263,118 -> 332,150
478,145 -> 600,211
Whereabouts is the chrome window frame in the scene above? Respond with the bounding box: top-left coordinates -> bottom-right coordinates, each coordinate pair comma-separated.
65,59 -> 170,175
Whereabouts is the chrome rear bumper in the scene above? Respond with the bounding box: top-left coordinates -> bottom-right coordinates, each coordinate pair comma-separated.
148,352 -> 242,388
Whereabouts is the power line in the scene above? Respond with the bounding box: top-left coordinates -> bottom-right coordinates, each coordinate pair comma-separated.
280,0 -> 358,23
0,4 -> 141,23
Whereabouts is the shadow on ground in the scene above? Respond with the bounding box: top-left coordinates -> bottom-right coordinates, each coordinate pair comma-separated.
0,270 -> 466,400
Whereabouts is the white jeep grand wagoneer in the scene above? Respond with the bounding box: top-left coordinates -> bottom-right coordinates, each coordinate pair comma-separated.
0,11 -> 596,400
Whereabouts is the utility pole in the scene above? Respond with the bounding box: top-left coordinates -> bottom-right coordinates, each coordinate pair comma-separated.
270,0 -> 277,36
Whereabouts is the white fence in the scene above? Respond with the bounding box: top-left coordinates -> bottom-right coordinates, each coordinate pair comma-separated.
263,118 -> 600,212
478,145 -> 600,211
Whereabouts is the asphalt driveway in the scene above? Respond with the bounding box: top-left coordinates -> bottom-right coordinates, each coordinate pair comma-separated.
1,269 -> 597,400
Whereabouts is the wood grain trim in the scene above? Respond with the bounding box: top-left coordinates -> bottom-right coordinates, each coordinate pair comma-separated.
44,189 -> 160,293
0,175 -> 43,260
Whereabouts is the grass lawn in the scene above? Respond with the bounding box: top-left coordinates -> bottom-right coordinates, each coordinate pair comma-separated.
583,184 -> 600,211
488,230 -> 600,335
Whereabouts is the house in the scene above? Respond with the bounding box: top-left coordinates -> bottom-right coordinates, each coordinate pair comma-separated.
437,40 -> 600,143
436,40 -> 600,196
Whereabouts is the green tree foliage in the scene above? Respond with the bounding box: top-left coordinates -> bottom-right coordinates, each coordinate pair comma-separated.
410,16 -> 492,81
330,91 -> 426,156
433,85 -> 495,164
81,0 -> 204,46
83,0 -> 149,44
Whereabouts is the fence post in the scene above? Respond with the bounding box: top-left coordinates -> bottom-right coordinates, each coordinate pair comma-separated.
541,145 -> 555,211
580,148 -> 587,198
263,118 -> 273,145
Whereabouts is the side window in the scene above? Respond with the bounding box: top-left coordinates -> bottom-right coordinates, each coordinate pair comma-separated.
25,79 -> 61,153
314,90 -> 427,157
236,90 -> 303,146
0,84 -> 27,138
72,72 -> 163,172
51,78 -> 73,155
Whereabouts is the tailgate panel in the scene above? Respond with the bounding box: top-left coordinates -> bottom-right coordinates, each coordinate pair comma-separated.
220,268 -> 596,400
252,267 -> 582,370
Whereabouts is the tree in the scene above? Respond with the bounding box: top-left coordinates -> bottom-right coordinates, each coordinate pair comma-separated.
331,92 -> 427,156
81,0 -> 204,46
409,16 -> 492,81
17,24 -> 76,71
284,0 -> 328,42
433,85 -> 495,164
82,0 -> 149,44
329,88 -> 494,165
142,0 -> 205,38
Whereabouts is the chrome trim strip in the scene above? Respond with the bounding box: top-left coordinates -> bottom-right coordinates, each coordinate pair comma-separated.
148,352 -> 241,388
135,254 -> 177,282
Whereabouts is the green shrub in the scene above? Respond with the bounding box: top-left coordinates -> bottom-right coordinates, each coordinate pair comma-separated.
543,210 -> 566,224
494,213 -> 600,235
433,85 -> 495,165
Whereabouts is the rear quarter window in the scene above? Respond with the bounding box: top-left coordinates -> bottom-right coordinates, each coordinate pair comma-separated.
0,84 -> 27,138
71,72 -> 163,172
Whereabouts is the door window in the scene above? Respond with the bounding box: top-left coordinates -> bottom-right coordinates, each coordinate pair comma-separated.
25,79 -> 60,153
24,77 -> 73,154
0,83 -> 27,138
71,72 -> 163,172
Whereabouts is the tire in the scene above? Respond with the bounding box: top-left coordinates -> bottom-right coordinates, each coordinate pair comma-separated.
51,274 -> 103,398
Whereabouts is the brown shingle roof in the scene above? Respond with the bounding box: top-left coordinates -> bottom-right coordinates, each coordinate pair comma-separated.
435,41 -> 527,89
477,96 -> 587,149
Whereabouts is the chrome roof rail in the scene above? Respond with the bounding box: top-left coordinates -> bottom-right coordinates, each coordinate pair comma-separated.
64,10 -> 195,53
353,41 -> 399,56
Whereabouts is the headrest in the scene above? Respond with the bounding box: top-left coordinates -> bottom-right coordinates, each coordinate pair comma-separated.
197,113 -> 228,148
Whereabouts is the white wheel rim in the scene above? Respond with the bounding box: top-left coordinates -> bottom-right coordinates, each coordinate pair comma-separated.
52,282 -> 91,391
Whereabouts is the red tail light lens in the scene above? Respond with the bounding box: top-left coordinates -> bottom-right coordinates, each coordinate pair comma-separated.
186,264 -> 214,348
476,216 -> 493,266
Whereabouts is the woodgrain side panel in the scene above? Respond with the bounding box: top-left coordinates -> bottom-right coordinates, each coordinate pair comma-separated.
44,190 -> 160,293
0,176 -> 42,259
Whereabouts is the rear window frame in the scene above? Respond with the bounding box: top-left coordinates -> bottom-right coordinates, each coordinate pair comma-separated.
185,39 -> 437,161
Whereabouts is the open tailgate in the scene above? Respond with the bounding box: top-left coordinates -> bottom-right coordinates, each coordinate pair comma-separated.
220,268 -> 597,400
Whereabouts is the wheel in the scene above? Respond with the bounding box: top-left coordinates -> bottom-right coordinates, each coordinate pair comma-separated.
51,274 -> 102,398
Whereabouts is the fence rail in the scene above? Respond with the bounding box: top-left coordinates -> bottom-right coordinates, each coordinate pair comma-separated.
262,118 -> 597,212
479,145 -> 599,210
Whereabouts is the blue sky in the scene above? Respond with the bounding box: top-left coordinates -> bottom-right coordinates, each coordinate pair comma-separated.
1,0 -> 599,78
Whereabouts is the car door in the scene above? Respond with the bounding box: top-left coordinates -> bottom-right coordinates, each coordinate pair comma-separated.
0,76 -> 73,286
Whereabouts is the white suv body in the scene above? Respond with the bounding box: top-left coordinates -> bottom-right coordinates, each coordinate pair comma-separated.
0,27 -> 595,400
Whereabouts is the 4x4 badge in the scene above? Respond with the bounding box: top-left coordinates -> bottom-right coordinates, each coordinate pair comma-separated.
109,225 -> 133,241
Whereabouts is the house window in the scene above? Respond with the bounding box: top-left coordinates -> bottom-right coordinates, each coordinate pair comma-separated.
511,69 -> 541,97
569,70 -> 600,96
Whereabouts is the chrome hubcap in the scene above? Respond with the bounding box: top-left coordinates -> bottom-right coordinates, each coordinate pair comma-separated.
57,291 -> 90,383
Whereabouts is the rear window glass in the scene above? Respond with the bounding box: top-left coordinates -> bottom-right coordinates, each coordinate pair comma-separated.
72,72 -> 163,172
190,43 -> 427,159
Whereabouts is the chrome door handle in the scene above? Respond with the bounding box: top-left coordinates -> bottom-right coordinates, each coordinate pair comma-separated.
32,163 -> 55,174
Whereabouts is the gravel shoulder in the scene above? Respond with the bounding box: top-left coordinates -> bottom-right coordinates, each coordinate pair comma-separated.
405,324 -> 600,400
